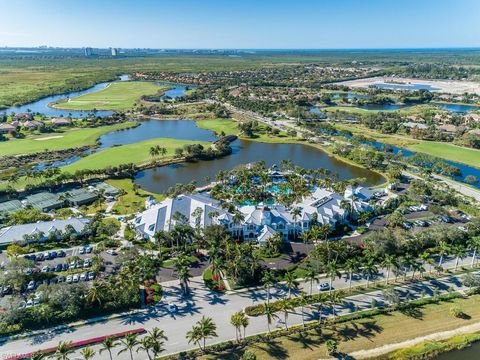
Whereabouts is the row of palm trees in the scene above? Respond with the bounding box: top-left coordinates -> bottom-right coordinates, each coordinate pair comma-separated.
37,327 -> 167,360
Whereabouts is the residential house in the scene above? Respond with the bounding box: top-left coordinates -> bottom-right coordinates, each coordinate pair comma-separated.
50,118 -> 72,127
0,218 -> 90,246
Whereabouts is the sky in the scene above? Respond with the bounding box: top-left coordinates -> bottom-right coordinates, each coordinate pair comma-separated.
0,0 -> 479,49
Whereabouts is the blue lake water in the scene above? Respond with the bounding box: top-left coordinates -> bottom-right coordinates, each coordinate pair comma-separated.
370,83 -> 440,91
433,103 -> 480,113
96,119 -> 216,150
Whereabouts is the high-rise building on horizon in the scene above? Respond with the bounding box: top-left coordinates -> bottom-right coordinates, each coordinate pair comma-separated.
84,47 -> 92,56
110,47 -> 118,56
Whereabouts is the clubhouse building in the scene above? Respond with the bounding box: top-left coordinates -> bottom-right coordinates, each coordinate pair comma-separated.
134,185 -> 374,243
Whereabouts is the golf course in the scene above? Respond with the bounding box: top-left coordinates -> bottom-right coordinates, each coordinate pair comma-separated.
51,81 -> 167,111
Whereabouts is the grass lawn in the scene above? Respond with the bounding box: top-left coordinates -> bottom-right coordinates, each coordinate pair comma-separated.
106,178 -> 164,214
334,123 -> 480,168
203,294 -> 480,360
408,142 -> 480,168
61,137 -> 210,172
0,122 -> 135,157
196,118 -> 298,144
52,81 -> 166,111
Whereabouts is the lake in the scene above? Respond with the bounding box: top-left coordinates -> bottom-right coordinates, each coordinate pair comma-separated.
134,136 -> 385,194
434,341 -> 480,360
370,83 -> 440,91
434,103 -> 480,113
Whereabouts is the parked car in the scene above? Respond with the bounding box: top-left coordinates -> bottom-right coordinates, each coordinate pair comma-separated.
27,280 -> 36,291
41,266 -> 49,273
88,272 -> 95,281
79,247 -> 86,255
106,249 -> 118,256
57,250 -> 66,257
80,272 -> 87,281
35,254 -> 44,262
85,246 -> 92,254
83,259 -> 91,268
43,252 -> 51,260
25,268 -> 33,276
1,285 -> 12,296
66,275 -> 73,284
72,274 -> 79,283
62,263 -> 69,271
50,251 -> 58,258
55,264 -> 63,272
58,275 -> 66,283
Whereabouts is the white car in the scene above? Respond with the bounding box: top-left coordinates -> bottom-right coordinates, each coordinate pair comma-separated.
80,272 -> 87,281
317,282 -> 331,291
66,275 -> 73,284
87,272 -> 95,281
106,249 -> 118,256
26,299 -> 34,308
72,274 -> 79,283
27,280 -> 36,291
83,259 -> 91,268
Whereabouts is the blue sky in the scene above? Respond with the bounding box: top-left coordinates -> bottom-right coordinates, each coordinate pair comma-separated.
0,0 -> 479,48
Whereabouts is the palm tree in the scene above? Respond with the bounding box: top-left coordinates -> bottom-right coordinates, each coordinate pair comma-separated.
141,327 -> 168,359
344,258 -> 359,292
52,341 -> 74,360
279,299 -> 294,329
362,256 -> 378,288
452,244 -> 467,271
290,207 -> 302,240
80,347 -> 95,360
117,333 -> 139,360
326,260 -> 341,295
177,263 -> 192,295
230,312 -> 243,342
304,267 -> 317,295
298,294 -> 307,328
136,337 -> 154,360
329,291 -> 342,319
284,271 -> 298,298
381,254 -> 396,285
86,280 -> 107,305
264,303 -> 279,333
186,326 -> 202,351
468,236 -> 480,268
437,241 -> 450,268
100,337 -> 119,360
197,316 -> 218,351
316,292 -> 328,324
240,311 -> 249,340
262,270 -> 276,304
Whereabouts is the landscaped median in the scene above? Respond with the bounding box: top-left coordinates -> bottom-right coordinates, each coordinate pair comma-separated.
6,328 -> 145,360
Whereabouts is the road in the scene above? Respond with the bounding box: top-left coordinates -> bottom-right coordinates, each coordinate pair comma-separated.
0,253 -> 477,359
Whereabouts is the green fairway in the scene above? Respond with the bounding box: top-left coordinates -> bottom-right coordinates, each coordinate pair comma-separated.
196,118 -> 240,136
52,81 -> 165,110
408,141 -> 480,168
62,137 -> 210,172
0,122 -> 135,157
